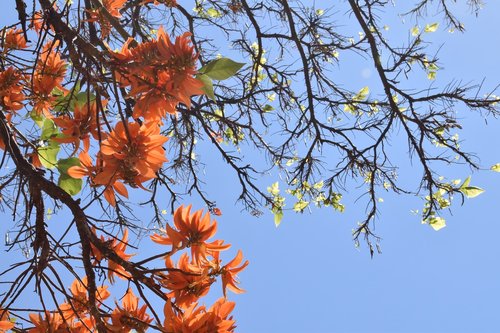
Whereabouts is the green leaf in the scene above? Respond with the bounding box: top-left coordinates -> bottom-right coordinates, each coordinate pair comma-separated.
38,142 -> 60,169
57,157 -> 81,174
263,104 -> 274,112
274,210 -> 283,227
459,186 -> 484,198
197,74 -> 215,100
411,26 -> 420,36
52,82 -> 95,112
41,119 -> 59,140
58,174 -> 83,196
30,112 -> 44,128
491,163 -> 500,172
56,157 -> 83,195
199,58 -> 245,81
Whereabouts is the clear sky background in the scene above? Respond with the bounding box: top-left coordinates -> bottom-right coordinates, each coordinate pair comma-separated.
192,3 -> 500,333
1,1 -> 500,333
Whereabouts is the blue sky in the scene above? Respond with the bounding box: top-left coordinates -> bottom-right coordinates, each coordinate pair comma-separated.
197,3 -> 500,333
1,2 -> 500,333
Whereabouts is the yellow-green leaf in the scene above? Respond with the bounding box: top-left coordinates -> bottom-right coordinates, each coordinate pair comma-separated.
353,86 -> 369,102
313,180 -> 324,190
490,163 -> 500,172
429,216 -> 446,231
274,210 -> 283,227
267,182 -> 280,196
206,7 -> 222,18
293,200 -> 309,212
459,186 -> 484,198
460,176 -> 471,189
424,23 -> 439,33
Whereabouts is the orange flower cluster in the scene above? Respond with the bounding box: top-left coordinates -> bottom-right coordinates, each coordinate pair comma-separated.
0,308 -> 14,332
109,288 -> 152,332
28,310 -> 96,333
1,18 -> 205,207
152,205 -> 248,310
96,121 -> 168,188
2,8 -> 246,331
112,28 -> 204,121
164,298 -> 237,333
21,206 -> 246,332
53,100 -> 103,154
32,42 -> 68,116
0,67 -> 25,112
58,31 -> 204,206
59,277 -> 110,320
141,0 -> 177,7
2,28 -> 28,52
88,228 -> 134,283
87,0 -> 127,38
68,121 -> 169,205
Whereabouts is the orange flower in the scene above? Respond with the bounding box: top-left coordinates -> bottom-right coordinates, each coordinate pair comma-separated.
30,11 -> 45,33
220,250 -> 248,297
212,207 -> 222,216
87,0 -> 127,38
95,121 -> 168,189
163,297 -> 236,333
32,42 -> 67,116
69,316 -> 96,333
68,151 -> 128,206
111,28 -> 204,121
163,253 -> 214,309
86,228 -> 133,282
151,205 -> 230,264
68,151 -> 98,180
108,229 -> 134,283
109,288 -> 152,332
2,28 -> 28,52
102,0 -> 127,17
88,227 -> 108,263
141,0 -> 177,6
156,29 -> 204,105
28,311 -> 64,333
28,311 -> 94,333
0,308 -> 14,332
53,100 -> 104,154
34,43 -> 67,93
0,67 -> 25,112
131,72 -> 183,121
59,276 -> 110,320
